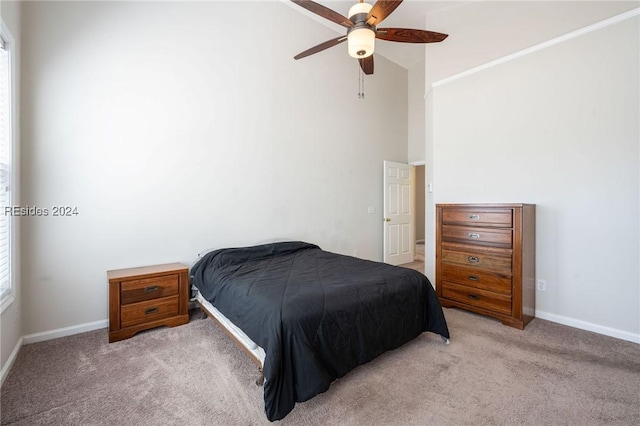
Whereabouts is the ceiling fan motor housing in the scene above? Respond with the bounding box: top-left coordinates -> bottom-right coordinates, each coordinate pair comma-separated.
347,2 -> 375,58
348,1 -> 373,20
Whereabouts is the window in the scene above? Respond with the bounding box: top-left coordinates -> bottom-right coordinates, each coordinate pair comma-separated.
0,21 -> 13,310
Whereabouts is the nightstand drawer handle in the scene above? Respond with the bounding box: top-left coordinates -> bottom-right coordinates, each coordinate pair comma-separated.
145,307 -> 159,315
468,233 -> 480,239
144,286 -> 159,293
468,256 -> 479,263
468,294 -> 480,300
469,214 -> 480,220
468,275 -> 479,281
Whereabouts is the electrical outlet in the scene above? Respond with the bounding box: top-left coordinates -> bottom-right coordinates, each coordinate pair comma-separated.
537,279 -> 547,292
353,249 -> 358,258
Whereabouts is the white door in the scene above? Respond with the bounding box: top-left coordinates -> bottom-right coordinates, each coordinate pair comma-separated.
383,161 -> 414,265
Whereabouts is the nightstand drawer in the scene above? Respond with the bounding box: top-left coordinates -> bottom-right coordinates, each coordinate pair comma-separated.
442,225 -> 512,248
441,281 -> 511,315
120,274 -> 179,305
442,209 -> 512,227
120,295 -> 180,328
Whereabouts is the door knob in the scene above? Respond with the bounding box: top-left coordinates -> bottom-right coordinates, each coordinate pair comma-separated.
384,218 -> 391,222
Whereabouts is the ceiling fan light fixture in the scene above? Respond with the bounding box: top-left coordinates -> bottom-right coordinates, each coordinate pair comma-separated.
347,27 -> 375,58
347,2 -> 374,59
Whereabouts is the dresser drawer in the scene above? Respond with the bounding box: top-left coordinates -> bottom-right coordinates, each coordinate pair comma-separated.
442,225 -> 512,248
441,282 -> 512,315
442,248 -> 512,273
120,295 -> 180,328
441,263 -> 512,295
120,274 -> 179,305
442,208 -> 512,227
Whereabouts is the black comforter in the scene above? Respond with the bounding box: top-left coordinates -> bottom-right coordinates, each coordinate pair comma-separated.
191,241 -> 449,421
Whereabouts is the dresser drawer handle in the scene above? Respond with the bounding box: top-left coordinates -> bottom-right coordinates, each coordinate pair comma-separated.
468,233 -> 480,239
469,214 -> 480,220
144,307 -> 159,315
468,275 -> 479,281
467,256 -> 479,263
144,286 -> 159,293
468,294 -> 480,300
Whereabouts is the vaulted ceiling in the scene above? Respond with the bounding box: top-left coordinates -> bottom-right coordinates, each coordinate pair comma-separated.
285,0 -> 639,72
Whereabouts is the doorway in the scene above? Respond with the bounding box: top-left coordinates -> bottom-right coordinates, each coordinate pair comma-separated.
403,164 -> 425,273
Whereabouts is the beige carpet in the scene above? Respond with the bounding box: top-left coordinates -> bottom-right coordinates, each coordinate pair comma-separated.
1,308 -> 639,425
401,261 -> 425,274
399,243 -> 425,273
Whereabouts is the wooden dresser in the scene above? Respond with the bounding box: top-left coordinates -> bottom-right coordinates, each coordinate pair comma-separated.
435,204 -> 535,329
108,263 -> 190,342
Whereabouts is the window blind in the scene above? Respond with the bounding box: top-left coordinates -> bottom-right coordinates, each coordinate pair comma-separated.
0,35 -> 11,300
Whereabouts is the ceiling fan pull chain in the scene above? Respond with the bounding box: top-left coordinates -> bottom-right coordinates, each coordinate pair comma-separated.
358,66 -> 365,100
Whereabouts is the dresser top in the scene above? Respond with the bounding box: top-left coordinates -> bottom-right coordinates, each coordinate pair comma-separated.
436,203 -> 535,207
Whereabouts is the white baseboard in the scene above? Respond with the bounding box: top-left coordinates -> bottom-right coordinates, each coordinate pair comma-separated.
1,336 -> 23,387
22,319 -> 108,345
535,310 -> 640,344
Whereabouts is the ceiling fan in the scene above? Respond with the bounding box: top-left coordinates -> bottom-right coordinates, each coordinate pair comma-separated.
291,0 -> 448,75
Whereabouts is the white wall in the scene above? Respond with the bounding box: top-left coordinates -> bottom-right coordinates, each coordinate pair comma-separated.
431,13 -> 639,340
0,0 -> 22,379
422,2 -> 639,284
20,1 -> 408,336
414,165 -> 425,241
407,60 -> 425,163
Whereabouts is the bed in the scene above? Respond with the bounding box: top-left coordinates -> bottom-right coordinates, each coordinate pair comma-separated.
190,241 -> 450,421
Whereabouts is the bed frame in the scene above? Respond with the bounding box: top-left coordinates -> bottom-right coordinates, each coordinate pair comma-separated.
195,297 -> 265,386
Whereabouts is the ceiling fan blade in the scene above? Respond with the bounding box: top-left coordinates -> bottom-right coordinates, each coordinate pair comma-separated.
359,56 -> 374,75
290,0 -> 353,28
366,1 -> 404,26
376,28 -> 449,43
294,36 -> 347,60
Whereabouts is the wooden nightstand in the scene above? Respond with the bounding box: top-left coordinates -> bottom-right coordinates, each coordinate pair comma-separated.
108,263 -> 190,343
